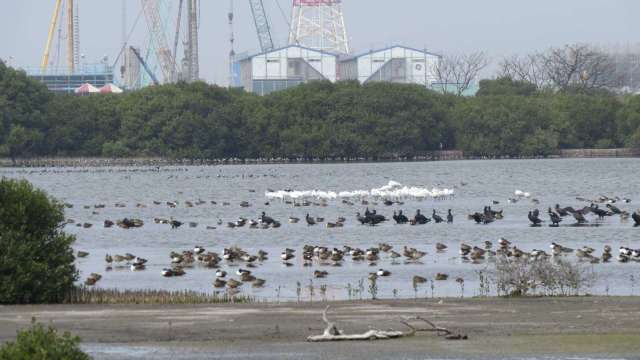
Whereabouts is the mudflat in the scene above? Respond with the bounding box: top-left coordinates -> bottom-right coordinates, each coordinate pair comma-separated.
1,297 -> 640,359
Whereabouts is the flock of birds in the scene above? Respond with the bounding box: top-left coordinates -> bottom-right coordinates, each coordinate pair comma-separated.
82,213 -> 639,290
68,191 -> 639,291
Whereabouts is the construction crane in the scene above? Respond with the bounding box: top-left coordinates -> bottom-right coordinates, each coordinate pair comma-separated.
248,0 -> 275,52
41,0 -> 79,73
141,0 -> 176,83
129,46 -> 160,85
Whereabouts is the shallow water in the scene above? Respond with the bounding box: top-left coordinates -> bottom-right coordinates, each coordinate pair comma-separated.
2,158 -> 640,300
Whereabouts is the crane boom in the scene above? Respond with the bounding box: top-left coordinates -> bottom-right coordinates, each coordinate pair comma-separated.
129,46 -> 160,85
41,0 -> 63,72
141,0 -> 176,83
248,0 -> 275,52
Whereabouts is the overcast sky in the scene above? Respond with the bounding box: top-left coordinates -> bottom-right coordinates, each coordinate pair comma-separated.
1,0 -> 638,85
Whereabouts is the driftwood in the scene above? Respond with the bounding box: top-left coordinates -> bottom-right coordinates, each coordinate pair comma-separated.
306,306 -> 455,342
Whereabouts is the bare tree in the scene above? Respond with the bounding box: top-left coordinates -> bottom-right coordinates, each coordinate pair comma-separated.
541,44 -> 617,91
500,44 -> 618,92
498,53 -> 550,89
435,52 -> 489,96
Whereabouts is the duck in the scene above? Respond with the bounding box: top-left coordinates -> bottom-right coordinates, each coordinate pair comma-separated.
194,246 -> 206,255
632,211 -> 640,226
161,268 -> 174,277
376,269 -> 391,277
436,243 -> 448,251
236,268 -> 251,276
227,279 -> 242,288
130,263 -> 146,271
105,254 -> 113,263
288,216 -> 300,224
240,272 -> 256,282
281,249 -> 295,261
459,243 -> 472,256
551,242 -> 573,255
413,275 -> 427,284
76,251 -> 89,258
252,278 -> 266,287
435,273 -> 449,281
215,269 -> 227,278
314,270 -> 328,278
378,243 -> 393,252
213,278 -> 227,288
447,209 -> 453,224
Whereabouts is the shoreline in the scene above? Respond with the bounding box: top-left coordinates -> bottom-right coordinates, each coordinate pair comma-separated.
2,297 -> 640,359
1,148 -> 639,168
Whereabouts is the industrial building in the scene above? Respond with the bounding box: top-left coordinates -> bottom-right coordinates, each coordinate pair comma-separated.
340,45 -> 441,87
26,64 -> 114,93
234,45 -> 337,95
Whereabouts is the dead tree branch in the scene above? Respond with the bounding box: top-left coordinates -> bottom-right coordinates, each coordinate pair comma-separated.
306,306 -> 460,342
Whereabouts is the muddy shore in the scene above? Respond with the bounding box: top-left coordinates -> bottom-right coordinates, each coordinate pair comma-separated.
1,297 -> 640,359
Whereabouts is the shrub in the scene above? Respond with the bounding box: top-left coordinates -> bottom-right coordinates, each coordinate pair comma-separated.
0,321 -> 90,360
492,255 -> 595,297
0,178 -> 78,304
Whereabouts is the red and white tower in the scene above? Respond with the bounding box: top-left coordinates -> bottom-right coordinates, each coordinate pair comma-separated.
289,0 -> 350,55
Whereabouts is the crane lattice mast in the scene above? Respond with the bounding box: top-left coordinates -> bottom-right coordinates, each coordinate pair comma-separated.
289,0 -> 349,54
248,0 -> 275,52
141,0 -> 176,83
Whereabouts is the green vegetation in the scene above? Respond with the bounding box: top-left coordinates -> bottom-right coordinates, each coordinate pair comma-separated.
0,321 -> 90,360
64,287 -> 255,305
0,178 -> 78,304
1,61 -> 639,160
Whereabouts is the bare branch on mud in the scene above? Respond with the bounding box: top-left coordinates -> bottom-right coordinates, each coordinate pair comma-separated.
306,306 -> 463,342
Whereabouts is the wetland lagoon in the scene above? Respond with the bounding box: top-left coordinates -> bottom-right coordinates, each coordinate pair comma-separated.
2,158 -> 639,301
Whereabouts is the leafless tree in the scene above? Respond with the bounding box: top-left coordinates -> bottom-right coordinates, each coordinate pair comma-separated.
435,52 -> 489,96
541,44 -> 617,91
498,53 -> 550,89
499,44 -> 619,92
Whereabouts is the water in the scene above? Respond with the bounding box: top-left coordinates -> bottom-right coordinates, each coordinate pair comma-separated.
2,158 -> 639,300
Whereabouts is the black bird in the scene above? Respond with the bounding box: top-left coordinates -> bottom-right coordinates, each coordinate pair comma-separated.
447,209 -> 453,224
632,211 -> 640,226
590,204 -> 609,219
548,208 -> 562,227
414,210 -> 430,225
606,204 -> 622,215
260,212 -> 275,225
432,210 -> 444,224
528,210 -> 542,226
554,204 -> 570,217
170,219 -> 183,229
393,210 -> 409,224
305,214 -> 316,225
470,212 -> 483,224
573,209 -> 588,224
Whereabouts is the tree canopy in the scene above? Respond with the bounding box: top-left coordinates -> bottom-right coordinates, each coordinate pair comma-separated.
0,62 -> 638,160
0,178 -> 78,304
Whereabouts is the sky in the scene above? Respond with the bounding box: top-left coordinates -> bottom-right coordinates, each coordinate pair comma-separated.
0,0 -> 638,85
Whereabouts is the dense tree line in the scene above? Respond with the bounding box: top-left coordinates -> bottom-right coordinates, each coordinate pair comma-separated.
0,61 -> 639,161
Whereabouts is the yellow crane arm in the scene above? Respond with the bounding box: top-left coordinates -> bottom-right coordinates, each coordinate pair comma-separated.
41,0 -> 63,72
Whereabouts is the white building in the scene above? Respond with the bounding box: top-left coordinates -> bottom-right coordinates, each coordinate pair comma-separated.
340,45 -> 441,87
234,45 -> 338,95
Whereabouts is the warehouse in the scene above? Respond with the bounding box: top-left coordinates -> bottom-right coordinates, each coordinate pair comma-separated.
234,45 -> 338,95
339,45 -> 441,87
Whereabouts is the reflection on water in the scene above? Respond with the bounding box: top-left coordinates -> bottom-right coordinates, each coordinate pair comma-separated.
2,158 -> 639,300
